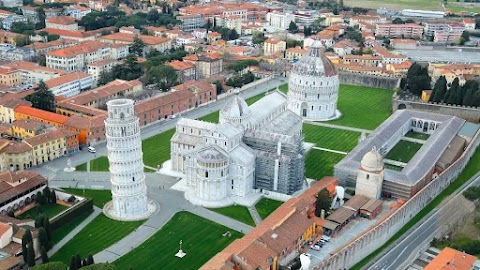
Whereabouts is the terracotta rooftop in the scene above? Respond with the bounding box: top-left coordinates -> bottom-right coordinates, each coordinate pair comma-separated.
12,119 -> 48,132
39,28 -> 95,38
3,61 -> 65,75
265,38 -> 283,44
172,80 -> 214,94
25,38 -> 77,50
167,60 -> 195,71
15,105 -> 69,124
134,90 -> 194,114
45,72 -> 90,89
425,247 -> 477,270
101,32 -> 170,45
47,41 -> 109,58
24,129 -> 66,146
0,171 -> 46,204
88,59 -> 117,67
46,15 -> 77,25
0,141 -> 32,154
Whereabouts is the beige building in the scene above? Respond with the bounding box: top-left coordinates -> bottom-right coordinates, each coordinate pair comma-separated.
0,66 -> 21,87
263,38 -> 286,56
2,61 -> 64,85
45,16 -> 79,31
285,46 -> 306,61
87,59 -> 119,86
99,32 -> 172,54
0,99 -> 30,124
375,23 -> 424,38
46,41 -> 113,72
183,53 -> 223,80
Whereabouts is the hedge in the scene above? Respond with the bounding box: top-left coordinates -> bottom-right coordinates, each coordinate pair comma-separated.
50,198 -> 93,231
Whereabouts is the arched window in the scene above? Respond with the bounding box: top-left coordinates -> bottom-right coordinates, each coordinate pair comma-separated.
205,171 -> 208,178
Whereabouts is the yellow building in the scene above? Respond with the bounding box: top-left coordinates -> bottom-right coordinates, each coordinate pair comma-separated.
24,130 -> 67,166
0,67 -> 21,87
263,38 -> 286,56
11,119 -> 51,139
421,90 -> 433,102
285,46 -> 306,61
0,99 -> 31,124
0,140 -> 33,171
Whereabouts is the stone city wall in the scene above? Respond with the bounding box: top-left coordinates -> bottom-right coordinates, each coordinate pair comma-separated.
339,72 -> 400,90
393,99 -> 480,123
313,130 -> 480,270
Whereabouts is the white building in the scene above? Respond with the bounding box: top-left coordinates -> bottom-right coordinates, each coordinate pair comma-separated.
64,5 -> 92,19
2,15 -> 27,31
355,150 -> 384,199
45,16 -> 79,31
45,72 -> 93,97
170,92 -> 305,207
287,41 -> 340,121
400,9 -> 445,18
266,12 -> 295,30
46,41 -> 112,72
104,99 -> 154,220
88,59 -> 118,86
1,0 -> 22,8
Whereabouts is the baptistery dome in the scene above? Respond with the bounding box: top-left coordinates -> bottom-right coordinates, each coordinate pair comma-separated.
287,40 -> 340,121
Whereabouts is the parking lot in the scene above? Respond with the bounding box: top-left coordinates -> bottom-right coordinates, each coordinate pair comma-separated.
397,48 -> 480,64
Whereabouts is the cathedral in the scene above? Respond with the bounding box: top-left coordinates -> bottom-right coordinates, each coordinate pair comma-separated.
287,40 -> 340,121
170,91 -> 306,206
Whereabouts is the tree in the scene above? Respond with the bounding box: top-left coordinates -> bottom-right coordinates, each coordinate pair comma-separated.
111,53 -> 143,81
129,37 -> 145,56
432,76 -> 447,103
228,29 -> 239,40
40,246 -> 49,264
252,32 -> 267,44
214,81 -> 223,95
462,31 -> 470,42
86,254 -> 94,266
50,190 -> 57,204
242,71 -> 255,85
43,217 -> 52,243
36,8 -> 46,29
314,189 -> 331,217
98,70 -> 114,86
38,228 -> 50,251
206,18 -> 212,30
27,242 -> 35,267
69,256 -> 77,270
463,186 -> 480,201
145,65 -> 177,92
25,81 -> 55,112
47,34 -> 60,42
445,77 -> 460,105
392,18 -> 404,24
31,261 -> 67,270
147,9 -> 159,23
10,21 -> 34,34
81,263 -> 116,270
288,21 -> 298,33
22,229 -> 32,263
13,35 -> 30,47
303,26 -> 312,37
35,214 -> 46,228
463,80 -> 479,106
75,253 -> 82,269
43,187 -> 51,203
406,63 -> 431,96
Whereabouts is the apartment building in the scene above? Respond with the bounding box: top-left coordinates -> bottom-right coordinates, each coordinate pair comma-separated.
1,0 -> 22,8
87,59 -> 118,85
375,23 -> 424,38
2,61 -> 65,85
183,53 -> 223,79
26,39 -> 77,55
20,6 -> 39,23
424,22 -> 465,37
0,99 -> 30,124
46,41 -> 112,72
177,14 -> 205,32
0,43 -> 34,61
44,72 -> 93,97
99,32 -> 172,54
40,28 -> 96,42
45,16 -> 79,31
344,54 -> 382,67
0,67 -> 21,87
349,15 -> 386,27
0,30 -> 25,45
263,38 -> 286,56
285,47 -> 306,61
168,60 -> 196,83
266,12 -> 294,30
64,5 -> 91,19
434,31 -> 462,43
172,79 -> 217,106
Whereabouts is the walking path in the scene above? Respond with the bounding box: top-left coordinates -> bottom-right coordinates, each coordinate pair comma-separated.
248,207 -> 262,225
49,206 -> 102,257
304,121 -> 372,133
401,137 -> 426,144
312,147 -> 348,155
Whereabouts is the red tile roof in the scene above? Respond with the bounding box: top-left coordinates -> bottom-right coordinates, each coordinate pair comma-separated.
45,72 -> 90,89
167,60 -> 195,71
101,32 -> 170,45
15,105 -> 69,124
46,16 -> 77,25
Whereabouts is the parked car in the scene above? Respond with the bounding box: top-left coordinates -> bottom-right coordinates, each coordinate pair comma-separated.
87,146 -> 96,153
321,235 -> 331,242
169,114 -> 177,119
310,245 -> 321,251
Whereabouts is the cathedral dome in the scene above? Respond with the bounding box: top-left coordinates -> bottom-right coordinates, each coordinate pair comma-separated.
219,95 -> 251,125
361,150 -> 384,172
197,148 -> 228,163
291,40 -> 337,77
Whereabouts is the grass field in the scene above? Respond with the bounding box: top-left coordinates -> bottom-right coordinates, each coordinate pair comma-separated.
50,214 -> 144,263
51,210 -> 93,244
209,205 -> 256,226
305,149 -> 345,180
280,84 -> 393,130
114,211 -> 243,270
17,203 -> 67,220
62,188 -> 112,208
385,140 -> 423,163
404,131 -> 430,140
303,124 -> 360,152
76,156 -> 109,172
255,198 -> 283,220
352,148 -> 480,269
343,0 -> 480,13
141,128 -> 175,168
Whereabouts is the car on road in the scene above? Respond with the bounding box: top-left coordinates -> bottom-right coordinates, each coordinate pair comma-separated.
310,245 -> 321,251
321,235 -> 331,242
87,146 -> 96,153
169,114 -> 177,119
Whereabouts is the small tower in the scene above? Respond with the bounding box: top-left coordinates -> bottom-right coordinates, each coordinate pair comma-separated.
355,147 -> 384,199
104,99 -> 155,220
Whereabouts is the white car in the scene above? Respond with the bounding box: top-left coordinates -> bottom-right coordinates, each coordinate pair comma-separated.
310,245 -> 321,251
169,114 -> 177,119
87,146 -> 96,153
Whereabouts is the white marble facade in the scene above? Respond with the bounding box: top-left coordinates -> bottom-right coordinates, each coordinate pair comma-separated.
104,99 -> 152,220
287,40 -> 340,121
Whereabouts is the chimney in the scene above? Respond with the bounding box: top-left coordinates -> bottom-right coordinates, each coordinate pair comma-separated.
320,209 -> 325,219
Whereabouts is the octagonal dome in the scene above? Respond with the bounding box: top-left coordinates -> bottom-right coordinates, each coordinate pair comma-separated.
220,95 -> 251,125
361,150 -> 384,172
197,147 -> 228,163
292,40 -> 337,77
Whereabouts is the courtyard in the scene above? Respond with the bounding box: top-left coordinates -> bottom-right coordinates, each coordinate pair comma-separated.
113,211 -> 242,270
385,140 -> 423,163
16,203 -> 67,220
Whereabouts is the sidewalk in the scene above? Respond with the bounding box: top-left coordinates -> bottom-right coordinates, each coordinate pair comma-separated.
248,207 -> 262,225
304,121 -> 372,133
49,206 -> 102,257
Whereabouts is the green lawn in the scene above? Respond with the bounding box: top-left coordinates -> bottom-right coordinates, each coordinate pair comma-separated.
62,188 -> 112,208
303,124 -> 360,152
199,111 -> 219,123
352,148 -> 480,270
51,210 -> 93,244
114,211 -> 243,270
343,0 -> 480,13
17,203 -> 68,220
255,198 -> 283,220
76,156 -> 109,172
141,128 -> 175,168
385,140 -> 423,163
404,131 -> 430,140
305,149 -> 345,180
50,214 -> 144,263
208,205 -> 256,227
279,83 -> 288,94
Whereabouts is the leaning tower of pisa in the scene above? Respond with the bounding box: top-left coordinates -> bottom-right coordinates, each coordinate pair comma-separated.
104,99 -> 155,221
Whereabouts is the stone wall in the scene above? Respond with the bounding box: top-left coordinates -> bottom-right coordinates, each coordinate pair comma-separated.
339,72 -> 400,90
393,99 -> 480,123
313,130 -> 480,270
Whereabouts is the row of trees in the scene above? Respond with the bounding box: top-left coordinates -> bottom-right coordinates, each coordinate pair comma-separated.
226,72 -> 256,88
226,59 -> 259,72
69,253 -> 95,270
